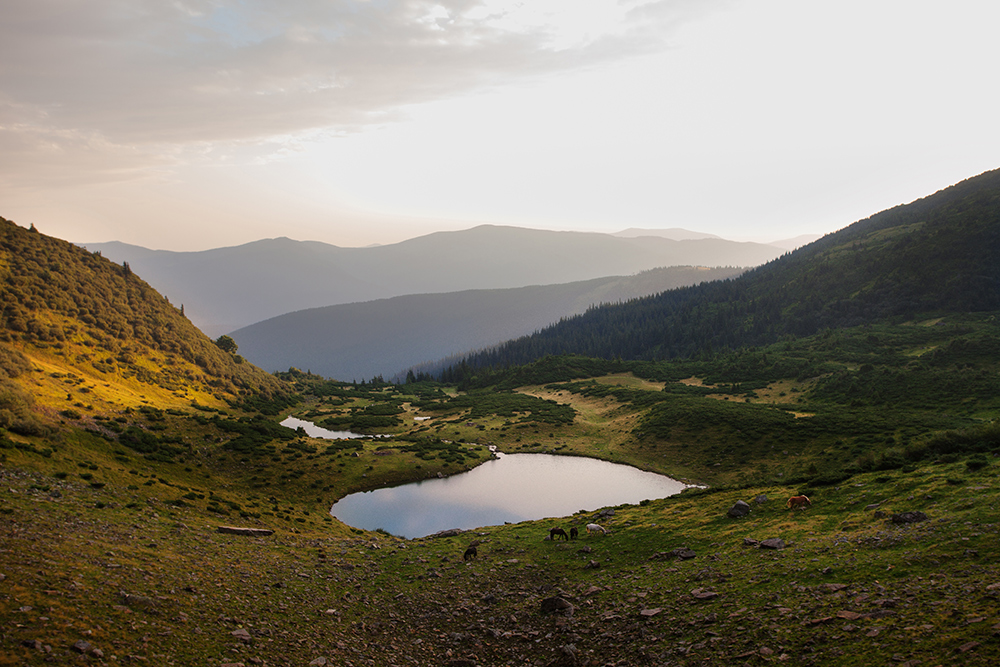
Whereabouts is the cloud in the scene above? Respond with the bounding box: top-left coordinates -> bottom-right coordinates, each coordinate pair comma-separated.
1,0 -> 715,188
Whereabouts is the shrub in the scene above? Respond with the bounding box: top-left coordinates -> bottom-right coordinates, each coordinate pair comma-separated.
965,454 -> 990,471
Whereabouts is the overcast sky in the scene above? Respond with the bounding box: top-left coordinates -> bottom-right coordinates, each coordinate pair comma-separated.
2,0 -> 998,250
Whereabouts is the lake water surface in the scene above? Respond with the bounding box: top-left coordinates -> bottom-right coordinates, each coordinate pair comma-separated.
284,416 -> 693,538
281,416 -> 371,439
330,451 -> 692,539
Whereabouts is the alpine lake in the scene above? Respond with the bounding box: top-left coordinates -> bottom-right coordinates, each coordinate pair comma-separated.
281,416 -> 694,539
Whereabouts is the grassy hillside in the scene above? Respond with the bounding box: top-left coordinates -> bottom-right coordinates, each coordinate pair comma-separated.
455,168 -> 1000,372
0,217 -> 287,409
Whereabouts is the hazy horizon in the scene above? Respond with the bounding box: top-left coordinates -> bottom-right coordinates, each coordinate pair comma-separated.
71,223 -> 820,253
3,1 -> 998,251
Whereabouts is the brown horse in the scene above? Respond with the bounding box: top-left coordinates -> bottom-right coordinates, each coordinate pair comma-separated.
786,495 -> 811,510
463,546 -> 478,560
549,527 -> 569,541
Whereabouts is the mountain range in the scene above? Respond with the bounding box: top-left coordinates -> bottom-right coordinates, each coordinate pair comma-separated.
85,225 -> 788,338
228,265 -> 744,381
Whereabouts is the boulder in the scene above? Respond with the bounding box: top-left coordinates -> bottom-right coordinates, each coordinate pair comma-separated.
540,596 -> 574,616
727,500 -> 751,518
231,628 -> 252,643
891,511 -> 929,524
426,528 -> 464,539
760,538 -> 786,550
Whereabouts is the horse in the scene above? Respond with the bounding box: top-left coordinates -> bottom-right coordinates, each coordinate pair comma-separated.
569,527 -> 579,540
549,527 -> 569,541
786,495 -> 811,510
586,523 -> 609,536
463,546 -> 478,561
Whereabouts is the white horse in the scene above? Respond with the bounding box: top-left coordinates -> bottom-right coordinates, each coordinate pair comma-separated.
586,523 -> 609,535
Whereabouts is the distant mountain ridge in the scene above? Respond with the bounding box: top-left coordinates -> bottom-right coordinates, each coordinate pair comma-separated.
613,228 -> 821,249
85,225 -> 785,337
229,265 -> 744,381
612,228 -> 723,241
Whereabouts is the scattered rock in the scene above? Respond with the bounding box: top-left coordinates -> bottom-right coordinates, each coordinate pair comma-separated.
691,588 -> 719,600
309,658 -> 328,666
540,596 -> 574,616
71,640 -> 92,654
891,511 -> 929,524
760,538 -> 786,550
640,608 -> 662,617
559,644 -> 579,665
649,547 -> 696,561
819,583 -> 849,593
743,538 -> 759,547
804,616 -> 834,626
584,560 -> 601,570
427,528 -> 464,539
217,526 -> 275,537
231,628 -> 252,643
120,591 -> 159,610
727,500 -> 751,518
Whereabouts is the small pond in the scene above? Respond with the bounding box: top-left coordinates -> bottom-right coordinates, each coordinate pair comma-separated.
330,452 -> 693,539
281,416 -> 372,440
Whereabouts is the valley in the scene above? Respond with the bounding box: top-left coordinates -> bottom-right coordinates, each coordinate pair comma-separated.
3,167 -> 1000,665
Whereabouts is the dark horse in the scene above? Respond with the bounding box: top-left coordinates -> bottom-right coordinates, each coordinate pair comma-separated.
463,546 -> 478,561
549,527 -> 569,541
569,526 -> 579,540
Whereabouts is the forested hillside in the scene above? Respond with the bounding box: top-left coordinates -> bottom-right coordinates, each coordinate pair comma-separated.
0,217 -> 288,422
455,168 -> 1000,372
231,265 -> 744,381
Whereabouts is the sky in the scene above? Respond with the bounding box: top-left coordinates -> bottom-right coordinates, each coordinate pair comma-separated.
2,0 -> 998,251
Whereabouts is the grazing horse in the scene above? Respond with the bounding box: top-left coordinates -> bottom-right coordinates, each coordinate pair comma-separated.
786,495 -> 811,510
463,546 -> 478,561
569,527 -> 579,540
549,527 -> 569,541
586,523 -> 609,536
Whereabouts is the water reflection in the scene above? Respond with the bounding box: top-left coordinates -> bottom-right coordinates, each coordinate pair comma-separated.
330,452 -> 692,539
280,416 -> 370,439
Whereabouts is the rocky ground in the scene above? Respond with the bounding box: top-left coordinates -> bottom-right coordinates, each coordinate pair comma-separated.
3,464 -> 1000,666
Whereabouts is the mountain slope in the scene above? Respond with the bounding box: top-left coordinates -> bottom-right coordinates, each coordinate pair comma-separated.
230,265 -> 744,381
0,217 -> 288,435
85,225 -> 784,336
457,168 -> 1000,371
